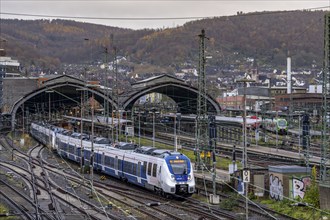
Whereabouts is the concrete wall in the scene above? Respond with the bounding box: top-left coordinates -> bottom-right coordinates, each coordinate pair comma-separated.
2,77 -> 38,112
320,184 -> 330,210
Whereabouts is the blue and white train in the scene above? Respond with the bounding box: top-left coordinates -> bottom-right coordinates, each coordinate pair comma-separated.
30,122 -> 195,197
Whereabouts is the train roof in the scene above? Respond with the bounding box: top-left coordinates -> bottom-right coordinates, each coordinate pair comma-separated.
216,116 -> 261,125
113,142 -> 137,150
161,114 -> 261,125
133,146 -> 184,158
63,115 -> 131,126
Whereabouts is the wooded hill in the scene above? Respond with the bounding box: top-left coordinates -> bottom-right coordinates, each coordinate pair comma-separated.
0,10 -> 327,71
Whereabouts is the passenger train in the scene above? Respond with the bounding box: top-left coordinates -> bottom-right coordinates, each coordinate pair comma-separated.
160,114 -> 262,130
260,118 -> 288,134
30,122 -> 195,197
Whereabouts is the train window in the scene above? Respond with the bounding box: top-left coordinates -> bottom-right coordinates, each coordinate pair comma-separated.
152,164 -> 157,177
69,145 -> 74,153
118,159 -> 121,171
143,161 -> 147,175
137,162 -> 141,177
148,162 -> 152,176
128,162 -> 132,174
159,166 -> 161,174
132,163 -> 137,176
123,162 -> 129,173
110,157 -> 114,168
169,160 -> 188,175
104,156 -> 111,166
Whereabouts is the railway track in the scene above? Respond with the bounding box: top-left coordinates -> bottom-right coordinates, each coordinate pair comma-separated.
0,132 -> 311,220
0,136 -> 128,219
155,131 -> 325,168
1,134 -> 239,219
44,148 -> 239,220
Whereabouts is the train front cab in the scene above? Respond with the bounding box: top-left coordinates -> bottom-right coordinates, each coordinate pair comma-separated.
160,154 -> 195,196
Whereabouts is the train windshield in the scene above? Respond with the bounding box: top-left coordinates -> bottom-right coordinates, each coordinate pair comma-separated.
277,120 -> 286,127
168,159 -> 188,174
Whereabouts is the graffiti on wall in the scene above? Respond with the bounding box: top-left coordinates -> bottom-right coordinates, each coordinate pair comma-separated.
292,176 -> 311,199
269,174 -> 283,201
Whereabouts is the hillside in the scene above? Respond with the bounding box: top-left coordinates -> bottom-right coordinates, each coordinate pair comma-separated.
0,10 -> 327,72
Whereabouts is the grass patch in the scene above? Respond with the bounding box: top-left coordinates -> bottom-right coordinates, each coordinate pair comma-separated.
0,204 -> 18,220
219,194 -> 239,211
260,199 -> 330,220
191,193 -> 209,203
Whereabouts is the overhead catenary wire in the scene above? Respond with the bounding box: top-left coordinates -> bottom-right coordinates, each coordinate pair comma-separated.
1,5 -> 329,21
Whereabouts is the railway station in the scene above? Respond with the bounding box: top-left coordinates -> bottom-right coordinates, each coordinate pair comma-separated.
1,11 -> 330,219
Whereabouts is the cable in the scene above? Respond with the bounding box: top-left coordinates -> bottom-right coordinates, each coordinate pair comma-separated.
1,6 -> 329,21
2,0 -> 328,2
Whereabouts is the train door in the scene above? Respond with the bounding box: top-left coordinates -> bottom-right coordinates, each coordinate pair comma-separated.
114,156 -> 118,176
101,152 -> 105,171
158,165 -> 163,186
137,162 -> 141,184
151,163 -> 158,186
51,131 -> 56,150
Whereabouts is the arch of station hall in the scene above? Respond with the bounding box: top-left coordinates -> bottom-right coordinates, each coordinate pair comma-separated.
9,74 -> 220,129
10,75 -> 117,129
122,74 -> 221,114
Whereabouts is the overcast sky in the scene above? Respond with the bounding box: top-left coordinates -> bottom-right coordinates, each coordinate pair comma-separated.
1,0 -> 329,30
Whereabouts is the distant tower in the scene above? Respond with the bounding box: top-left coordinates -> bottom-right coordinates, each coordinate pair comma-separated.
287,55 -> 292,94
251,58 -> 259,83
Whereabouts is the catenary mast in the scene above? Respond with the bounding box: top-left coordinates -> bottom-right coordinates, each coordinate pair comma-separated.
195,29 -> 210,170
320,13 -> 330,187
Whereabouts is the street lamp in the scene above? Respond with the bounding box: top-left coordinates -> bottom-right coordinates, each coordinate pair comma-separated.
76,87 -> 87,173
45,90 -> 54,122
149,108 -> 157,148
138,110 -> 141,146
86,84 -> 99,197
174,113 -> 177,151
174,112 -> 181,151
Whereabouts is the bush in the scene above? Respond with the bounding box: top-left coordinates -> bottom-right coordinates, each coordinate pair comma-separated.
219,195 -> 239,210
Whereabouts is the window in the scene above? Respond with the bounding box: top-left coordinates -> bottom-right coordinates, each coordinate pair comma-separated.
142,161 -> 147,175
124,161 -> 131,173
118,159 -> 121,171
104,156 -> 111,166
110,157 -> 114,168
152,164 -> 157,177
132,163 -> 137,176
169,159 -> 188,174
148,162 -> 152,176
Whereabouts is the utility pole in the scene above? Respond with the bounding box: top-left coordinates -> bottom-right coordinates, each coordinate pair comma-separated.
87,84 -> 98,197
45,90 -> 54,122
90,90 -> 95,197
237,77 -> 254,220
113,46 -> 120,142
320,13 -> 330,189
76,87 -> 87,173
195,29 -> 210,170
104,47 -> 109,124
